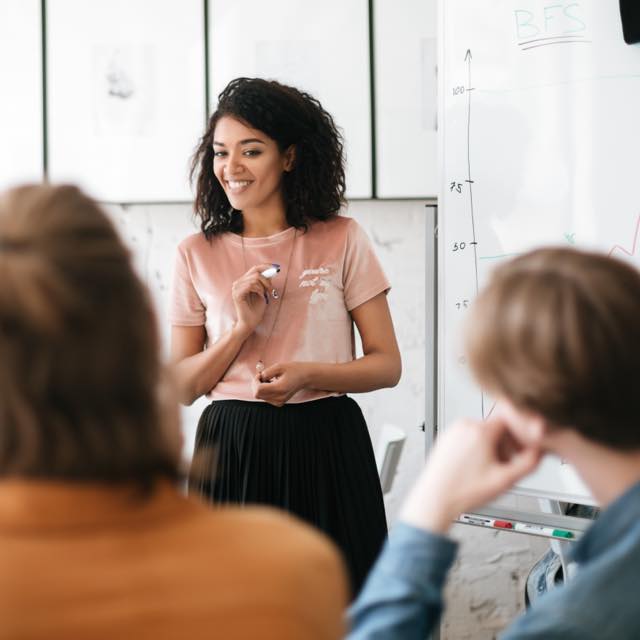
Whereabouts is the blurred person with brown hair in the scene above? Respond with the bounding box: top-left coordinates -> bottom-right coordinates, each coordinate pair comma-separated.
0,184 -> 347,640
348,247 -> 640,639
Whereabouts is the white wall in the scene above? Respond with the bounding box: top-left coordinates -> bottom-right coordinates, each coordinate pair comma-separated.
104,199 -> 429,522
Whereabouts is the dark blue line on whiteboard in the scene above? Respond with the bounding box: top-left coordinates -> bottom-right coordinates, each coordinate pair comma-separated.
518,35 -> 587,46
522,40 -> 592,51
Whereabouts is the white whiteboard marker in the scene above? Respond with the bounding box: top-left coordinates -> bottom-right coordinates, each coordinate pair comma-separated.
261,264 -> 280,279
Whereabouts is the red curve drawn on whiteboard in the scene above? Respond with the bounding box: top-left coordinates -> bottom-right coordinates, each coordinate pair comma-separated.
608,214 -> 640,258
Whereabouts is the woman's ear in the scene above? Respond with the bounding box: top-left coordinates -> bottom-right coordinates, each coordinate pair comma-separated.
283,145 -> 296,172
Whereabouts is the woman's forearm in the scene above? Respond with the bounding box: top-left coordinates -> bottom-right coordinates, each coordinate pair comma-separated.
173,324 -> 251,405
303,351 -> 401,394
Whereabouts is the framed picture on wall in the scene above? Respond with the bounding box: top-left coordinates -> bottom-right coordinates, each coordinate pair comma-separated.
46,0 -> 205,203
209,0 -> 372,199
0,0 -> 43,190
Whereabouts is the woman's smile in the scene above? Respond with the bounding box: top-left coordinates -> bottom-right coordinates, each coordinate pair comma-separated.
225,179 -> 254,195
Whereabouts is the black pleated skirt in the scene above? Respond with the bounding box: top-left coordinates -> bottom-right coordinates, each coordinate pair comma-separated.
189,395 -> 387,596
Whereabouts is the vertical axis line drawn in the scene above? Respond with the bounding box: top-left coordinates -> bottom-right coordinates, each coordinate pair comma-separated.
464,48 -> 485,418
465,49 -> 480,296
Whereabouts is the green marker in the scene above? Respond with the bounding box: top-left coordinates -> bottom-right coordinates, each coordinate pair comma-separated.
514,523 -> 574,538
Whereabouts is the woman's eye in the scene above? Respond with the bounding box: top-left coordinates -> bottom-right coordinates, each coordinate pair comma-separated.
213,151 -> 227,158
243,149 -> 261,157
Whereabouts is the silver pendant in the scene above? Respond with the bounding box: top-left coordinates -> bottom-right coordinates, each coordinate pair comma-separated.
256,360 -> 265,374
271,288 -> 279,299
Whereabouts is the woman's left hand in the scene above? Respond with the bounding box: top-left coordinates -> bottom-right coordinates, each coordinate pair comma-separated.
252,362 -> 311,407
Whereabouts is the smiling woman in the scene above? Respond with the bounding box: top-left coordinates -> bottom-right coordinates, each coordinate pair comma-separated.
170,77 -> 402,596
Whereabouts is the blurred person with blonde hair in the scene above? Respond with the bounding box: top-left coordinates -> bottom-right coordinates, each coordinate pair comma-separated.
349,247 -> 640,639
0,184 -> 347,640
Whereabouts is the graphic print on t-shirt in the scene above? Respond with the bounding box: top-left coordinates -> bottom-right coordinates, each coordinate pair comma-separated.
299,266 -> 333,305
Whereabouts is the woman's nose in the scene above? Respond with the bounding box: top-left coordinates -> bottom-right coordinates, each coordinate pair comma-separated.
225,152 -> 243,175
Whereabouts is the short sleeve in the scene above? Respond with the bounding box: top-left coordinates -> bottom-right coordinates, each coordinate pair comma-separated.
343,220 -> 391,311
168,243 -> 206,326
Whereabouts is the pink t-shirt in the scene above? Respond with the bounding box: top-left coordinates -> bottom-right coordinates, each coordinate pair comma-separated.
169,216 -> 390,403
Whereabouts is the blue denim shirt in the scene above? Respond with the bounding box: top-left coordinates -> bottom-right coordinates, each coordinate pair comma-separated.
348,481 -> 640,639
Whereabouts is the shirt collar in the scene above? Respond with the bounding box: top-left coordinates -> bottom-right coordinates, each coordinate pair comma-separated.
572,479 -> 640,563
0,479 -> 183,533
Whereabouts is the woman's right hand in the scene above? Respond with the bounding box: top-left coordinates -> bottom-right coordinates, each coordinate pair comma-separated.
231,263 -> 274,334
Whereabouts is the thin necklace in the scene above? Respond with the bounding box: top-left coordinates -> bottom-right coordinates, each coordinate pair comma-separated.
241,228 -> 297,375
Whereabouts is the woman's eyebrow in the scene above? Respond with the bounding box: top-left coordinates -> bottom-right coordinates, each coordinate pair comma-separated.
212,138 -> 266,146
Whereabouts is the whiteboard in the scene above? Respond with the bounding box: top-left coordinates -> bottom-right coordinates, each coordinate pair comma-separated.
209,0 -> 372,199
47,0 -> 205,202
0,0 -> 43,188
439,0 -> 640,504
373,0 -> 438,198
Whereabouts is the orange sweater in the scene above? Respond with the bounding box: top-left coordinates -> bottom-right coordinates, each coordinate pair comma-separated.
0,480 -> 348,639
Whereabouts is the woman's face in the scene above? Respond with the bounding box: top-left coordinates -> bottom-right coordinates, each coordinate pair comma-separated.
212,116 -> 293,213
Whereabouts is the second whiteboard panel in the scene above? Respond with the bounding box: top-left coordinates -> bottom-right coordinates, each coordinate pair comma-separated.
374,0 -> 438,198
209,0 -> 372,199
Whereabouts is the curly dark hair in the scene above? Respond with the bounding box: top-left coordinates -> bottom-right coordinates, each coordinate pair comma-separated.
190,77 -> 346,238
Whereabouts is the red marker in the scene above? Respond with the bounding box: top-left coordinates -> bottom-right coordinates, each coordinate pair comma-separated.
458,514 -> 514,529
